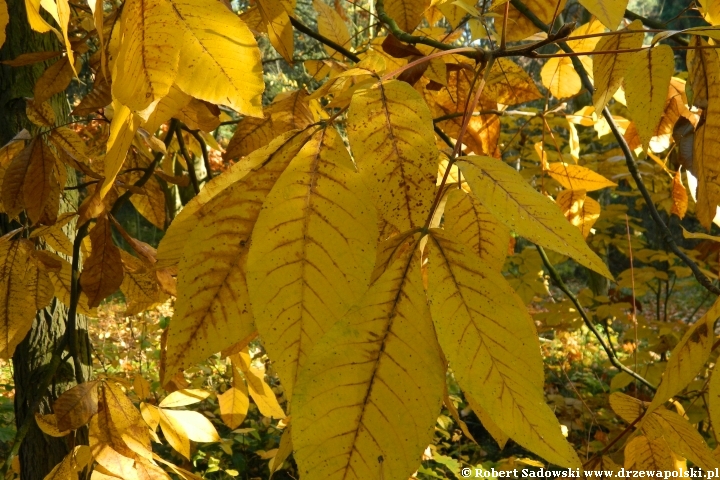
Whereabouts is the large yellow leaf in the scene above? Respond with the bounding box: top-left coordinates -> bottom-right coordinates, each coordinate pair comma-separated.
293,246 -> 445,480
112,0 -> 180,113
0,240 -> 36,359
625,45 -> 675,150
79,214 -> 124,308
592,20 -> 644,114
171,0 -> 263,117
457,156 -> 612,278
313,0 -> 351,59
556,189 -> 600,239
347,79 -> 438,231
101,102 -> 141,199
385,0 -> 428,32
541,56 -> 581,99
624,435 -> 676,472
246,126 -> 377,399
156,130 -> 303,269
427,230 -> 580,468
157,407 -> 220,458
258,0 -> 293,63
647,297 -> 720,415
611,393 -> 720,471
578,0 -> 628,30
162,130 -> 315,383
443,189 -> 510,271
688,38 -> 720,230
547,163 -> 617,191
484,58 -> 542,106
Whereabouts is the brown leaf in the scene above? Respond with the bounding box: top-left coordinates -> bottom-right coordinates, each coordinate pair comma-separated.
34,56 -> 75,104
53,380 -> 100,431
79,214 -> 124,307
672,170 -> 689,219
23,137 -> 58,224
26,98 -> 56,126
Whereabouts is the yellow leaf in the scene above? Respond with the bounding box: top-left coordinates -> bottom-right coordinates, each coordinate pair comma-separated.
484,58 -> 542,105
592,20 -> 644,114
541,56 -> 582,99
44,445 -> 93,480
218,382 -> 249,429
89,413 -> 138,480
457,157 -> 612,279
347,79 -> 438,231
171,0 -> 263,117
293,246 -> 445,480
24,0 -> 56,33
494,0 -> 567,42
556,189 -> 600,238
268,424 -> 293,473
0,0 -> 7,49
158,408 -> 220,459
427,230 -> 580,468
130,177 -> 165,230
2,138 -> 42,220
565,18 -> 605,53
313,0 -> 351,59
35,413 -> 71,437
0,240 -> 36,359
700,0 -> 720,25
243,364 -> 286,419
624,435 -> 675,471
385,0 -> 428,32
55,0 -> 77,77
443,189 -> 510,271
26,260 -> 54,310
141,403 -> 160,431
163,130 -> 314,383
112,0 -> 180,113
672,170 -> 689,219
625,45 -> 675,150
548,162 -> 617,191
258,0 -> 293,62
121,268 -> 167,316
466,393 -> 509,449
159,389 -> 211,408
48,257 -> 97,316
49,126 -> 91,167
23,138 -> 58,225
156,130 -> 302,269
578,0 -> 628,30
688,37 -> 720,230
34,56 -> 75,105
134,375 -> 151,400
246,126 -> 377,400
79,214 -> 124,308
26,98 -> 56,126
101,102 -> 141,199
648,297 -> 720,415
611,393 -> 720,470
53,380 -> 100,431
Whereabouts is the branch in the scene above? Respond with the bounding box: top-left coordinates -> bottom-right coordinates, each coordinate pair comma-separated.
375,0 -> 485,62
536,245 -> 657,391
289,17 -> 361,62
184,127 -> 213,181
175,128 -> 200,194
624,9 -> 689,46
511,0 -> 720,297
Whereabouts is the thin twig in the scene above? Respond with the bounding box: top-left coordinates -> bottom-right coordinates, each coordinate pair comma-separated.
289,17 -> 360,62
536,245 -> 656,391
175,128 -> 200,195
184,127 -> 213,181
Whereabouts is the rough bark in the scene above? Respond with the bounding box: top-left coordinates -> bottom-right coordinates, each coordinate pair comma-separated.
0,2 -> 91,479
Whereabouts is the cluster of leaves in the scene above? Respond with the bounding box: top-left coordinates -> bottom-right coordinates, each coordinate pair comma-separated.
6,0 -> 720,478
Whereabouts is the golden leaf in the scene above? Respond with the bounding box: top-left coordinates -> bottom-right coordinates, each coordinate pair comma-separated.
443,189 -> 510,271
218,381 -> 249,429
541,56 -> 581,99
578,0 -> 628,30
625,45 -> 675,150
624,435 -> 675,471
293,247 -> 445,480
171,0 -> 263,116
689,37 -> 720,230
158,408 -> 220,459
112,0 -> 180,113
34,56 -> 75,105
465,393 -> 509,449
24,0 -> 56,34
556,189 -> 600,238
672,170 -> 689,219
484,58 -> 542,106
26,98 -> 56,126
0,240 -> 36,359
35,413 -> 71,437
162,130 -> 314,383
159,389 -> 211,408
133,375 -> 151,400
269,425 -> 293,474
240,363 -> 286,419
23,138 -> 58,224
457,157 -> 612,278
130,177 -> 165,230
313,0 -> 351,59
53,380 -> 100,431
79,214 -> 124,307
49,126 -> 91,167
48,257 -> 97,315
592,20 -> 644,114
494,0 -> 567,42
427,230 -> 580,468
258,0 -> 294,62
347,79 -> 438,231
44,445 -> 93,480
101,102 -> 141,198
0,0 -> 7,49
26,260 -> 54,310
246,126 -> 377,400
548,163 -> 617,191
89,412 -> 138,480
384,0 -> 428,32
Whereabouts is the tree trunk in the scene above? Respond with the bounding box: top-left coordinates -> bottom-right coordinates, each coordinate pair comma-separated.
0,2 -> 91,479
